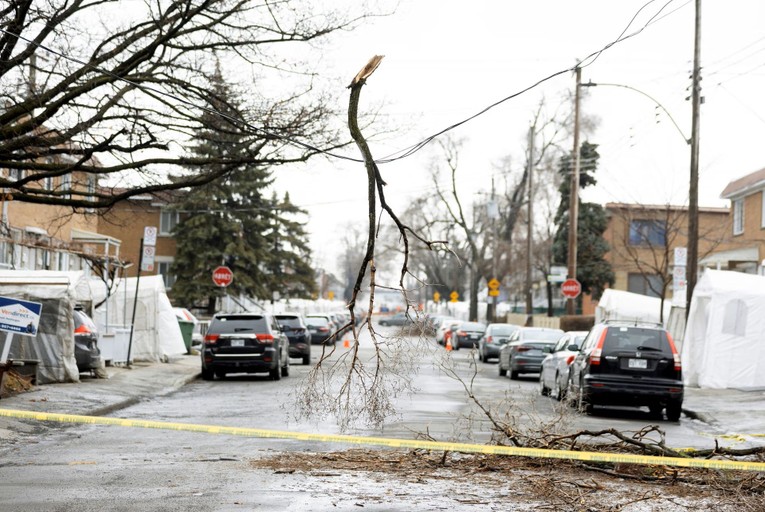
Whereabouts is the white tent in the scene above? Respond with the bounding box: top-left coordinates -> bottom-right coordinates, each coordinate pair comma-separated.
595,289 -> 671,325
95,275 -> 186,362
683,270 -> 765,389
0,270 -> 94,383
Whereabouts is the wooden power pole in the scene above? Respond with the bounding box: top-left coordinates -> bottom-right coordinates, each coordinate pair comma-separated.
567,67 -> 582,315
686,0 -> 702,317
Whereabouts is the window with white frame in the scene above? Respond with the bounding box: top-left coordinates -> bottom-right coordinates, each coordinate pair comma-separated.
61,174 -> 72,199
159,210 -> 179,235
157,259 -> 176,289
733,198 -> 744,235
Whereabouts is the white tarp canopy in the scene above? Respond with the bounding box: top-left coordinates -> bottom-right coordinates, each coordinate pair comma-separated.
94,275 -> 186,362
595,289 -> 671,325
682,270 -> 765,389
0,270 -> 94,383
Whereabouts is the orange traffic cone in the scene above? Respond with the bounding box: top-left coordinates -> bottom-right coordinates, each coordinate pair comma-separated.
343,337 -> 351,349
445,337 -> 452,352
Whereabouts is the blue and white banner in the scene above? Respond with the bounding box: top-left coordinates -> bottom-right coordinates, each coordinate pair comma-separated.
0,296 -> 43,337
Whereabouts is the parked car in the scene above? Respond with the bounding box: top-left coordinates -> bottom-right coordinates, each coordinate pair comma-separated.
305,314 -> 337,346
538,330 -> 589,400
452,321 -> 486,350
378,312 -> 412,327
73,306 -> 101,373
567,320 -> 683,420
275,313 -> 312,365
478,323 -> 521,362
200,312 -> 290,381
498,327 -> 564,379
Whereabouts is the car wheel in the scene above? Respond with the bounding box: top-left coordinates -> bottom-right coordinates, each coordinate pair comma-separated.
498,359 -> 507,377
551,373 -> 562,401
270,356 -> 282,381
539,375 -> 549,396
281,356 -> 290,377
666,400 -> 682,422
566,377 -> 577,408
576,382 -> 593,415
478,349 -> 483,362
215,370 -> 226,379
201,366 -> 214,381
510,369 -> 519,380
648,403 -> 663,419
302,354 -> 310,365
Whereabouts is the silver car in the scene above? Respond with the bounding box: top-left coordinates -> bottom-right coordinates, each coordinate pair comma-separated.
538,331 -> 588,400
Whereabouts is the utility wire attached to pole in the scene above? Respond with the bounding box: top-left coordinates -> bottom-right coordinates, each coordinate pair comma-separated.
567,66 -> 582,316
686,0 -> 702,319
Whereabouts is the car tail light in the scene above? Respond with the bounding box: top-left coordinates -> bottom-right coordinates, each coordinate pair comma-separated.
486,336 -> 493,344
516,345 -> 531,352
204,334 -> 219,345
666,332 -> 682,371
256,334 -> 275,344
457,330 -> 467,336
74,324 -> 92,334
318,327 -> 329,333
589,329 -> 607,366
566,355 -> 576,365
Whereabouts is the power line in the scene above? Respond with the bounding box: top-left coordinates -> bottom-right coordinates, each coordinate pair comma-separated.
0,0 -> 682,168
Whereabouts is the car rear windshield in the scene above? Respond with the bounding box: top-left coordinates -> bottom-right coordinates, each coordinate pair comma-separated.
603,326 -> 670,353
305,317 -> 329,327
521,329 -> 563,341
208,315 -> 268,334
276,316 -> 303,328
461,322 -> 486,331
490,325 -> 518,336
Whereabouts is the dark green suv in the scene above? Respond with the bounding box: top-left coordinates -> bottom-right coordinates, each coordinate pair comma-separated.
567,320 -> 683,421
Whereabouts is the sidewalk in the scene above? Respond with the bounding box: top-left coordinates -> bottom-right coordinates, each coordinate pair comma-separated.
0,354 -> 200,440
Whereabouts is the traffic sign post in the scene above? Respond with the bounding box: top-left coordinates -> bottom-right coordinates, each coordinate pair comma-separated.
449,291 -> 459,303
212,266 -> 234,287
561,278 -> 582,299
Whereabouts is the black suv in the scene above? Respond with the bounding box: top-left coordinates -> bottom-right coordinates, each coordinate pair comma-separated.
275,313 -> 311,365
567,320 -> 683,421
201,313 -> 289,381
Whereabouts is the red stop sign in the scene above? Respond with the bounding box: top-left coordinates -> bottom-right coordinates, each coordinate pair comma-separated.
561,278 -> 581,299
212,266 -> 233,287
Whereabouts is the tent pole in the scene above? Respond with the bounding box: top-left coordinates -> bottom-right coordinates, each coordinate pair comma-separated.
126,238 -> 143,368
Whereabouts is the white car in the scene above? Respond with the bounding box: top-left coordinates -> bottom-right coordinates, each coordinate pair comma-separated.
538,330 -> 589,400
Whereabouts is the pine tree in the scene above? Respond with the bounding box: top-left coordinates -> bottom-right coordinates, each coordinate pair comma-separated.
267,191 -> 317,299
170,64 -> 277,313
552,141 -> 614,300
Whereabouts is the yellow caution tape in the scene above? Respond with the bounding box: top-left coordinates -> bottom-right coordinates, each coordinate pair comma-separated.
1,407 -> 764,472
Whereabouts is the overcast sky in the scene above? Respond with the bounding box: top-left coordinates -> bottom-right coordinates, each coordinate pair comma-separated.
272,1 -> 765,275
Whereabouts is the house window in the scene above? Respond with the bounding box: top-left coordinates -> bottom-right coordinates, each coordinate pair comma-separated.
733,199 -> 744,235
761,192 -> 765,229
628,220 -> 666,246
61,174 -> 72,199
159,210 -> 179,235
157,260 -> 176,289
86,175 -> 96,212
627,273 -> 663,298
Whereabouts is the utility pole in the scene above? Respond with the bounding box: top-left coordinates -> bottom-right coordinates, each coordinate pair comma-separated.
525,124 -> 535,325
686,0 -> 702,317
567,66 -> 582,315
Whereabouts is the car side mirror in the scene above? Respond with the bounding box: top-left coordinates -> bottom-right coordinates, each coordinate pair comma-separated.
568,344 -> 579,351
543,346 -> 553,353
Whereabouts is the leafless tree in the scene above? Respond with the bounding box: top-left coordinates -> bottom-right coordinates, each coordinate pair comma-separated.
608,203 -> 728,322
0,0 -> 371,209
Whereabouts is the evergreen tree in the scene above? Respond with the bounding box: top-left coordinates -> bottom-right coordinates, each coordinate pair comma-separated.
552,141 -> 614,300
267,191 -> 317,299
170,65 -> 277,313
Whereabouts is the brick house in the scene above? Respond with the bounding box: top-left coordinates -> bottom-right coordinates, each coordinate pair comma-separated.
602,202 -> 732,300
0,171 -> 121,275
710,168 -> 765,274
97,191 -> 180,289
